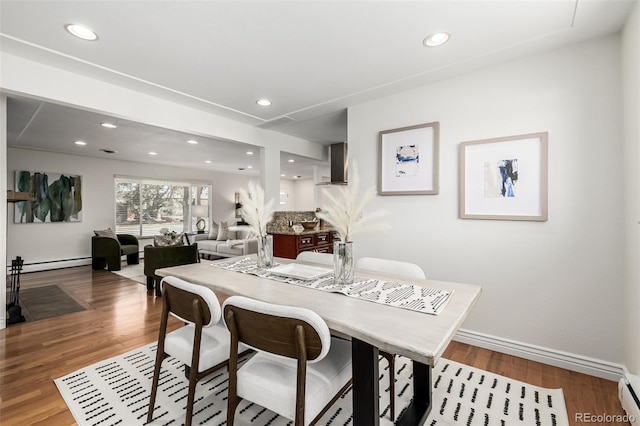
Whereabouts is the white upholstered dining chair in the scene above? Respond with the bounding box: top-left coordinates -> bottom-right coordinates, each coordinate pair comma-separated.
223,295 -> 353,426
354,256 -> 426,421
356,257 -> 426,280
147,276 -> 247,426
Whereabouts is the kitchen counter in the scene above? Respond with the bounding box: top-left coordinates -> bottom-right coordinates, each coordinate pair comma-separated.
266,211 -> 340,234
270,227 -> 334,236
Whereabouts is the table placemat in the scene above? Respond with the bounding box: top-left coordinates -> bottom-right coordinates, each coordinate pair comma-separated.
211,257 -> 453,315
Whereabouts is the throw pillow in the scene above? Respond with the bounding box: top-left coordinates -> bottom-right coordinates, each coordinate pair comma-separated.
154,233 -> 185,247
216,221 -> 229,241
173,233 -> 185,245
208,221 -> 219,239
94,228 -> 117,239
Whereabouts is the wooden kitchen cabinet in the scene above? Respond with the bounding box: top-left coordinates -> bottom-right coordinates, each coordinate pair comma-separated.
272,231 -> 334,259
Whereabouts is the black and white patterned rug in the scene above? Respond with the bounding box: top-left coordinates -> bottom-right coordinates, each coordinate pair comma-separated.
55,343 -> 569,426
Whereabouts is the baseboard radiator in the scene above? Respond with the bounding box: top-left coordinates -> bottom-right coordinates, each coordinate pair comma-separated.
619,373 -> 640,423
15,257 -> 92,273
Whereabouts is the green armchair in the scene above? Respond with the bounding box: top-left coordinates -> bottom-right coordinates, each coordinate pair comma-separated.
92,234 -> 139,271
144,244 -> 200,297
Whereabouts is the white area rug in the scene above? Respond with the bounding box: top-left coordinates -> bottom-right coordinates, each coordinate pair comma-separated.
55,343 -> 569,426
111,263 -> 146,285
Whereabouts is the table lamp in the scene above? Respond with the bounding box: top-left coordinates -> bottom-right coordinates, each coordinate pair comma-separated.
192,204 -> 209,233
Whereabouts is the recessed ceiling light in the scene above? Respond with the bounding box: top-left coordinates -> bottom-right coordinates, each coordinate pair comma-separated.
281,174 -> 285,177
74,140 -> 87,146
288,159 -> 295,163
246,151 -> 254,155
64,23 -> 99,41
100,122 -> 117,129
423,32 -> 450,47
205,160 -> 212,164
247,165 -> 253,169
187,139 -> 198,145
256,99 -> 272,106
148,152 -> 158,156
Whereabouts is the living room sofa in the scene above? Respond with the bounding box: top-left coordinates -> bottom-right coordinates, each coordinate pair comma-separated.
194,228 -> 258,258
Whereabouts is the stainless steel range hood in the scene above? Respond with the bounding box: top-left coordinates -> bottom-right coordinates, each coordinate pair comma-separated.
317,142 -> 348,185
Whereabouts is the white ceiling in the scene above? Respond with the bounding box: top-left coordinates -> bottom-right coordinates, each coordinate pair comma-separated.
0,0 -> 636,178
5,95 -> 329,179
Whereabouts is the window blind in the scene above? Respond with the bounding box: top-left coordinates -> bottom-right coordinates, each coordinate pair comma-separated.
115,177 -> 210,236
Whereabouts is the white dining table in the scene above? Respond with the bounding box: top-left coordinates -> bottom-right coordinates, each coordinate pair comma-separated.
156,255 -> 481,426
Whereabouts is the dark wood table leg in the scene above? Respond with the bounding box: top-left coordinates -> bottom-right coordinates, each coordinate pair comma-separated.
396,360 -> 432,426
352,338 -> 379,426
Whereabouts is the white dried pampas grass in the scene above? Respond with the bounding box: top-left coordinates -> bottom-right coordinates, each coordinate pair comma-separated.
238,181 -> 274,237
316,160 -> 388,242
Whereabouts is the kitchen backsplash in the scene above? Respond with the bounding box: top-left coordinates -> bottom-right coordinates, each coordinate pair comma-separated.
267,211 -> 318,233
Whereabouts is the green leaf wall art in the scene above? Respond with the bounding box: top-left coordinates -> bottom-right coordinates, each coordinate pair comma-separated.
14,170 -> 83,223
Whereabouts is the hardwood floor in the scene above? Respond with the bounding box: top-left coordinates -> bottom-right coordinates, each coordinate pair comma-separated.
0,265 -> 629,425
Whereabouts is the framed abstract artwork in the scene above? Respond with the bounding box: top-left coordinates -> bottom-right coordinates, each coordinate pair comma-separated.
459,132 -> 548,221
14,170 -> 83,223
378,122 -> 439,195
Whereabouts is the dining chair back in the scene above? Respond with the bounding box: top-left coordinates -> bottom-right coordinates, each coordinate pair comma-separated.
355,256 -> 426,279
147,276 -> 241,426
223,295 -> 352,426
295,251 -> 334,265
354,256 -> 426,421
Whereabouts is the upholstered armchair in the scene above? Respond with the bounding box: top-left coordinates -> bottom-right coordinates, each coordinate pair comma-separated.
144,244 -> 200,297
91,234 -> 139,272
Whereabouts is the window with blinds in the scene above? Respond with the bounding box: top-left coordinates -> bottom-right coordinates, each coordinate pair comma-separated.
115,177 -> 210,236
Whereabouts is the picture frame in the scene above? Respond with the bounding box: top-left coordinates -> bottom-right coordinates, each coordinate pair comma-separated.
14,170 -> 83,223
378,122 -> 439,195
459,132 -> 548,221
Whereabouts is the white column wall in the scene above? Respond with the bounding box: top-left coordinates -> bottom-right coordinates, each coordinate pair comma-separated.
347,35 -> 624,364
260,146 -> 281,209
622,1 -> 640,376
0,97 -> 7,329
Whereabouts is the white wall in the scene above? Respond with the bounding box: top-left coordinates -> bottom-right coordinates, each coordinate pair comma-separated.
0,97 -> 7,328
7,148 -> 255,269
278,179 -> 294,211
348,36 -> 624,365
292,179 -> 317,211
622,1 -> 640,376
209,173 -> 255,226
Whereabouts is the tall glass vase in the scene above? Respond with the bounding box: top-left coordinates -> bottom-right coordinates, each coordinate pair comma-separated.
333,241 -> 354,284
257,234 -> 273,268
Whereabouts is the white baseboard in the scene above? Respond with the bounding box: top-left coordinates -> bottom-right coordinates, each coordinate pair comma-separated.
21,258 -> 92,273
454,328 -> 625,382
15,252 -> 146,273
